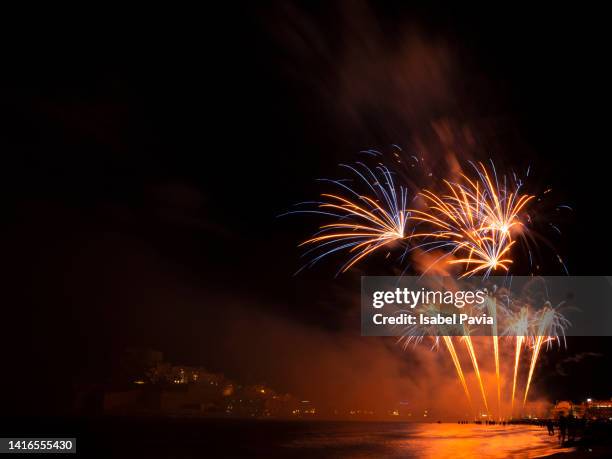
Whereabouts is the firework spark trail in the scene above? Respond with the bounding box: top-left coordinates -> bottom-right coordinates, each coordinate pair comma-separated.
512,335 -> 524,413
483,296 -> 502,419
523,334 -> 545,408
443,336 -> 472,409
493,335 -> 501,419
504,306 -> 533,414
523,304 -> 570,406
463,335 -> 489,412
287,163 -> 409,274
408,162 -> 534,278
507,305 -> 531,413
510,336 -> 525,415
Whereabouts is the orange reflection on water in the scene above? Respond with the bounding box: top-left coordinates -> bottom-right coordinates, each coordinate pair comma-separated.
393,424 -> 574,459
285,422 -> 574,458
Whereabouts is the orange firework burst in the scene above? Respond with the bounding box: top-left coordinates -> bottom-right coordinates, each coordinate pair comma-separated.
409,162 -> 534,277
287,163 -> 409,274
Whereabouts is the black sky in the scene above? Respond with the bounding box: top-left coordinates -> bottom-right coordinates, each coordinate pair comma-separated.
2,3 -> 612,415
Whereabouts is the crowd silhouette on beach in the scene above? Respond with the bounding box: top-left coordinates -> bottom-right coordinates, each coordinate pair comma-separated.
456,414 -> 612,450
545,414 -> 583,444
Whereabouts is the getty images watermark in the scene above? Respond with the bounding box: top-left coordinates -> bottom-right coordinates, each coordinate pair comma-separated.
361,276 -> 612,337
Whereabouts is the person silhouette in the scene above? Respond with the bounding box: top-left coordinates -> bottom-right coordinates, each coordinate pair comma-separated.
546,419 -> 555,436
558,415 -> 567,444
567,414 -> 576,442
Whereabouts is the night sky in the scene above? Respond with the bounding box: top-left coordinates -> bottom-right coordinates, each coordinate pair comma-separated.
2,3 -> 611,416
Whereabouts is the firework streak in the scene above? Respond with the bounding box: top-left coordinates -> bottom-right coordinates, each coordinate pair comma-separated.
285,163 -> 408,275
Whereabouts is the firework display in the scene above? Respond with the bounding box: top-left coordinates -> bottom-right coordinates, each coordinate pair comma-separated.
290,155 -> 569,419
285,163 -> 409,275
409,162 -> 534,277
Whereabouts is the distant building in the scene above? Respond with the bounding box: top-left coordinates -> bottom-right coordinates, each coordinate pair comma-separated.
95,351 -> 318,419
265,393 -> 299,417
551,401 -> 574,418
585,399 -> 612,420
551,398 -> 612,420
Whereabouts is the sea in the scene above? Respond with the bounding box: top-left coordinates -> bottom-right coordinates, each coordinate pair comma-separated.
39,417 -> 575,458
